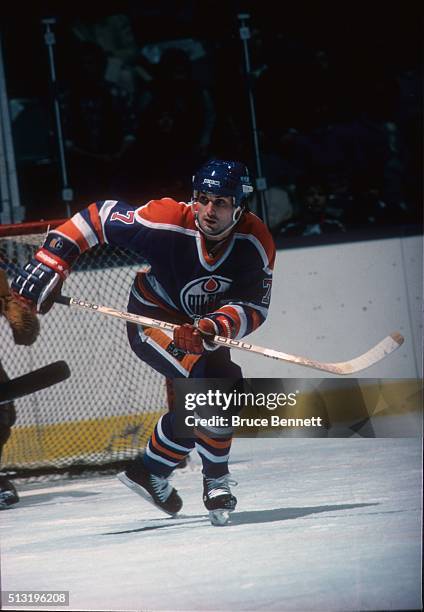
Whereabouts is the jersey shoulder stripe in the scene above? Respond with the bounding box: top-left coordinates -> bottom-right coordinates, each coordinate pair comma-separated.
135,198 -> 196,233
235,212 -> 276,270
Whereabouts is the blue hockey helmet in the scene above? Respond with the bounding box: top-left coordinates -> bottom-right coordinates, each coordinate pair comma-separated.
192,159 -> 254,208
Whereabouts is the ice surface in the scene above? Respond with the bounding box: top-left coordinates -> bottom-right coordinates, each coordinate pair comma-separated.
0,438 -> 421,611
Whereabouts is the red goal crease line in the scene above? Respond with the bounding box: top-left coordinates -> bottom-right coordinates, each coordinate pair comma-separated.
55,295 -> 404,375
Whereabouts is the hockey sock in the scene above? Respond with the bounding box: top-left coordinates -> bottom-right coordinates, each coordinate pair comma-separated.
142,413 -> 195,477
195,428 -> 233,478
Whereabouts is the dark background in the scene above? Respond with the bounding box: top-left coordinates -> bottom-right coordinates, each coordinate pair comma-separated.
1,1 -> 422,241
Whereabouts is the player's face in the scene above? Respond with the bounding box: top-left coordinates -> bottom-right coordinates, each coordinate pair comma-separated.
194,192 -> 235,237
305,186 -> 327,213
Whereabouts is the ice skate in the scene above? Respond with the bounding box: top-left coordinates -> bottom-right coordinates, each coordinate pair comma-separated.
203,474 -> 237,526
0,476 -> 19,509
117,464 -> 182,516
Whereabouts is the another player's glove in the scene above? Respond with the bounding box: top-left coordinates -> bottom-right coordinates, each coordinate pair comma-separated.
11,248 -> 70,314
0,269 -> 39,345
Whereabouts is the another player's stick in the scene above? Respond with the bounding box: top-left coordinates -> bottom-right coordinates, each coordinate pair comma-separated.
0,361 -> 70,404
55,296 -> 404,375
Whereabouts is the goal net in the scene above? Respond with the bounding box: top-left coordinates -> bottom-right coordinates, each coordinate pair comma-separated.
0,220 -> 167,476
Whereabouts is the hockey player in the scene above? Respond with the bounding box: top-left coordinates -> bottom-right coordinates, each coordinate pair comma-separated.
11,159 -> 275,525
0,269 -> 39,508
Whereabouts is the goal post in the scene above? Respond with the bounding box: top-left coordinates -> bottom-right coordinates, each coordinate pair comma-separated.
0,220 -> 167,475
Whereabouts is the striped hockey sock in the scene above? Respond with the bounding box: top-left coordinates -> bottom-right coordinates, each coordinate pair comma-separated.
143,413 -> 194,476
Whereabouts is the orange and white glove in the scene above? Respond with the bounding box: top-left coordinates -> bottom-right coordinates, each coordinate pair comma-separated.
173,318 -> 218,354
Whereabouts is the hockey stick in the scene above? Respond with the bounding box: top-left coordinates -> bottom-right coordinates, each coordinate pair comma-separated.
0,361 -> 70,404
54,295 -> 404,375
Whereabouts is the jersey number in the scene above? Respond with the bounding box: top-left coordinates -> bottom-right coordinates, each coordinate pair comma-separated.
262,278 -> 272,304
110,211 -> 135,224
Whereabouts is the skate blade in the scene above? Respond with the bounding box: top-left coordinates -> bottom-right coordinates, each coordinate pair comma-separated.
116,472 -> 177,517
209,509 -> 234,526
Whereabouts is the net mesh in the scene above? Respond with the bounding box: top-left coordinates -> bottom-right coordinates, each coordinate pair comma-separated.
0,223 -> 166,475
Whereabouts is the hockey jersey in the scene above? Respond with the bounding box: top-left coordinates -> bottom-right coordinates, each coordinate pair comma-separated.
40,198 -> 276,340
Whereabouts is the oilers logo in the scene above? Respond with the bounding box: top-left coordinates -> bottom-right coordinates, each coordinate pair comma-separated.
180,276 -> 232,317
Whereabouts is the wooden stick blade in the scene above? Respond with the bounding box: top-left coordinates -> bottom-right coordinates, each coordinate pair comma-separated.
278,332 -> 404,375
331,332 -> 404,374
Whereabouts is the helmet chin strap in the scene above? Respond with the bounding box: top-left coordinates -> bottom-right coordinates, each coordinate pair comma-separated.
194,205 -> 243,241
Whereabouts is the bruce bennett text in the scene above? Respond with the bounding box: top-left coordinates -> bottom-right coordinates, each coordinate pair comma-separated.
185,415 -> 323,428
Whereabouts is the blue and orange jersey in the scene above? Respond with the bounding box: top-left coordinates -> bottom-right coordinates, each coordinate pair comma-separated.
41,198 -> 276,340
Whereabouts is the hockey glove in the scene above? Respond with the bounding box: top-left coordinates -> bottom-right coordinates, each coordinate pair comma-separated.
173,318 -> 219,354
11,248 -> 69,314
0,270 -> 40,345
